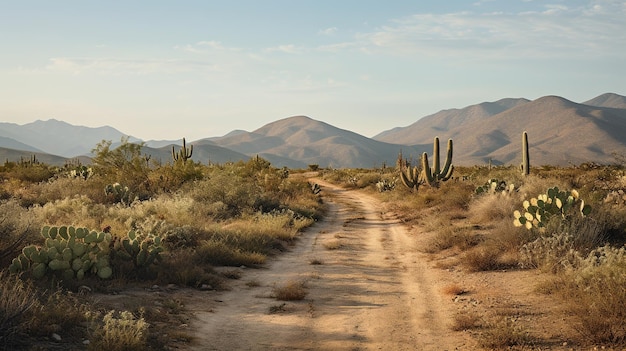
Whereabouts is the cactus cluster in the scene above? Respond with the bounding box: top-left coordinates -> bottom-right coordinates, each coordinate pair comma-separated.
513,187 -> 592,230
69,165 -> 93,180
105,183 -> 134,205
422,137 -> 454,187
376,179 -> 396,192
475,179 -> 515,195
9,225 -> 113,280
112,230 -> 164,268
172,137 -> 193,163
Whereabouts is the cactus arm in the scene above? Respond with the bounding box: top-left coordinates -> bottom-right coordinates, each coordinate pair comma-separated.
439,139 -> 453,181
400,169 -> 415,189
421,152 -> 435,185
433,137 -> 441,176
522,131 -> 530,176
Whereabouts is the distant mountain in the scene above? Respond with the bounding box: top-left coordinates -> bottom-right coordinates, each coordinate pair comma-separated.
0,119 -> 137,157
0,136 -> 44,154
374,94 -> 626,166
2,92 -> 626,168
0,147 -> 70,166
583,93 -> 626,109
205,116 -> 419,168
373,98 -> 530,144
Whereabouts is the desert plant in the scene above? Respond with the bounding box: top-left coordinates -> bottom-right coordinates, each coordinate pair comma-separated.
475,178 -> 515,195
422,137 -> 454,187
87,310 -> 149,351
172,137 -> 193,163
105,183 -> 135,205
112,229 -> 164,270
375,178 -> 396,192
513,187 -> 591,230
9,225 -> 113,280
521,131 -> 530,176
399,164 -> 422,191
0,271 -> 41,347
272,279 -> 308,301
310,182 -> 321,195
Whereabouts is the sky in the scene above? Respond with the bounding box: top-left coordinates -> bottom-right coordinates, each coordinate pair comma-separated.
1,0 -> 625,141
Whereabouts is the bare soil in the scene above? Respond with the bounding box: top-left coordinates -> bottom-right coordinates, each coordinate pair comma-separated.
182,179 -> 583,350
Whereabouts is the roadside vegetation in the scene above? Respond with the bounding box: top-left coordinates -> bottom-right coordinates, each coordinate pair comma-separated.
3,136 -> 626,349
0,139 -> 323,350
320,161 -> 626,349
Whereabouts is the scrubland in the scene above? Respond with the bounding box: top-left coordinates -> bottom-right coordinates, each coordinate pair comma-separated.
1,138 -> 625,349
0,140 -> 322,350
321,163 -> 626,348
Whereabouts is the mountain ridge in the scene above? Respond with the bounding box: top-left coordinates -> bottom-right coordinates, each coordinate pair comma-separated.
2,92 -> 626,168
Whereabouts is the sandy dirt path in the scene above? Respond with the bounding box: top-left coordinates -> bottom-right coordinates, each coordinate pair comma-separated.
187,179 -> 476,350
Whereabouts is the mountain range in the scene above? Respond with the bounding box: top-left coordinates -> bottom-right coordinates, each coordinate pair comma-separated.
1,92 -> 625,168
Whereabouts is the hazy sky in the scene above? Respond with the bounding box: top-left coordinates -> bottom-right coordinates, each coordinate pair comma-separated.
1,0 -> 625,141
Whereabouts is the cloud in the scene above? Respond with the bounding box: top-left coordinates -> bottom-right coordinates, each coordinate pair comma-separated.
319,27 -> 338,36
45,57 -> 219,75
351,1 -> 626,60
176,40 -> 241,54
264,44 -> 303,54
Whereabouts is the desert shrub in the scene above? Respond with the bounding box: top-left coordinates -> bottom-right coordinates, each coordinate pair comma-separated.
437,181 -> 475,210
451,312 -> 481,331
354,172 -> 381,189
0,200 -> 39,268
194,239 -> 266,266
9,164 -> 56,183
273,279 -> 307,301
29,289 -> 90,340
423,225 -> 480,253
542,245 -> 626,344
469,191 -> 521,224
0,271 -> 40,347
479,316 -> 533,348
87,310 -> 149,351
188,172 -> 261,218
462,245 -> 509,272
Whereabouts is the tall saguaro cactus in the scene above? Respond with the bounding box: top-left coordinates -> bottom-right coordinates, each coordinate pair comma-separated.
521,131 -> 530,176
172,138 -> 193,163
422,137 -> 454,186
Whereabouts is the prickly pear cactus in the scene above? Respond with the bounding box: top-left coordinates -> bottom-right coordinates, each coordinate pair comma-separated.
513,187 -> 592,230
105,183 -> 134,205
475,179 -> 515,195
112,230 -> 164,269
9,225 -> 113,280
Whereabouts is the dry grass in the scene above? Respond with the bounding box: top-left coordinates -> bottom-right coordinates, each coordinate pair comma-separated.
87,310 -> 149,351
309,258 -> 324,265
451,312 -> 481,331
323,239 -> 343,250
423,225 -> 481,254
0,271 -> 40,346
441,283 -> 468,296
273,279 -> 308,301
478,316 -> 533,348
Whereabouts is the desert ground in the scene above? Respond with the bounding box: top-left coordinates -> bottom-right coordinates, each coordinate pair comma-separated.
180,179 -> 582,351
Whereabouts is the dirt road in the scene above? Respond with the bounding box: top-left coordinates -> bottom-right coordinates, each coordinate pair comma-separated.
187,179 -> 476,350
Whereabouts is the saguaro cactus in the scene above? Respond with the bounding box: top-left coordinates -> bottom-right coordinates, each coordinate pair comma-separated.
521,131 -> 530,176
422,137 -> 454,186
172,138 -> 193,163
400,165 -> 422,191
